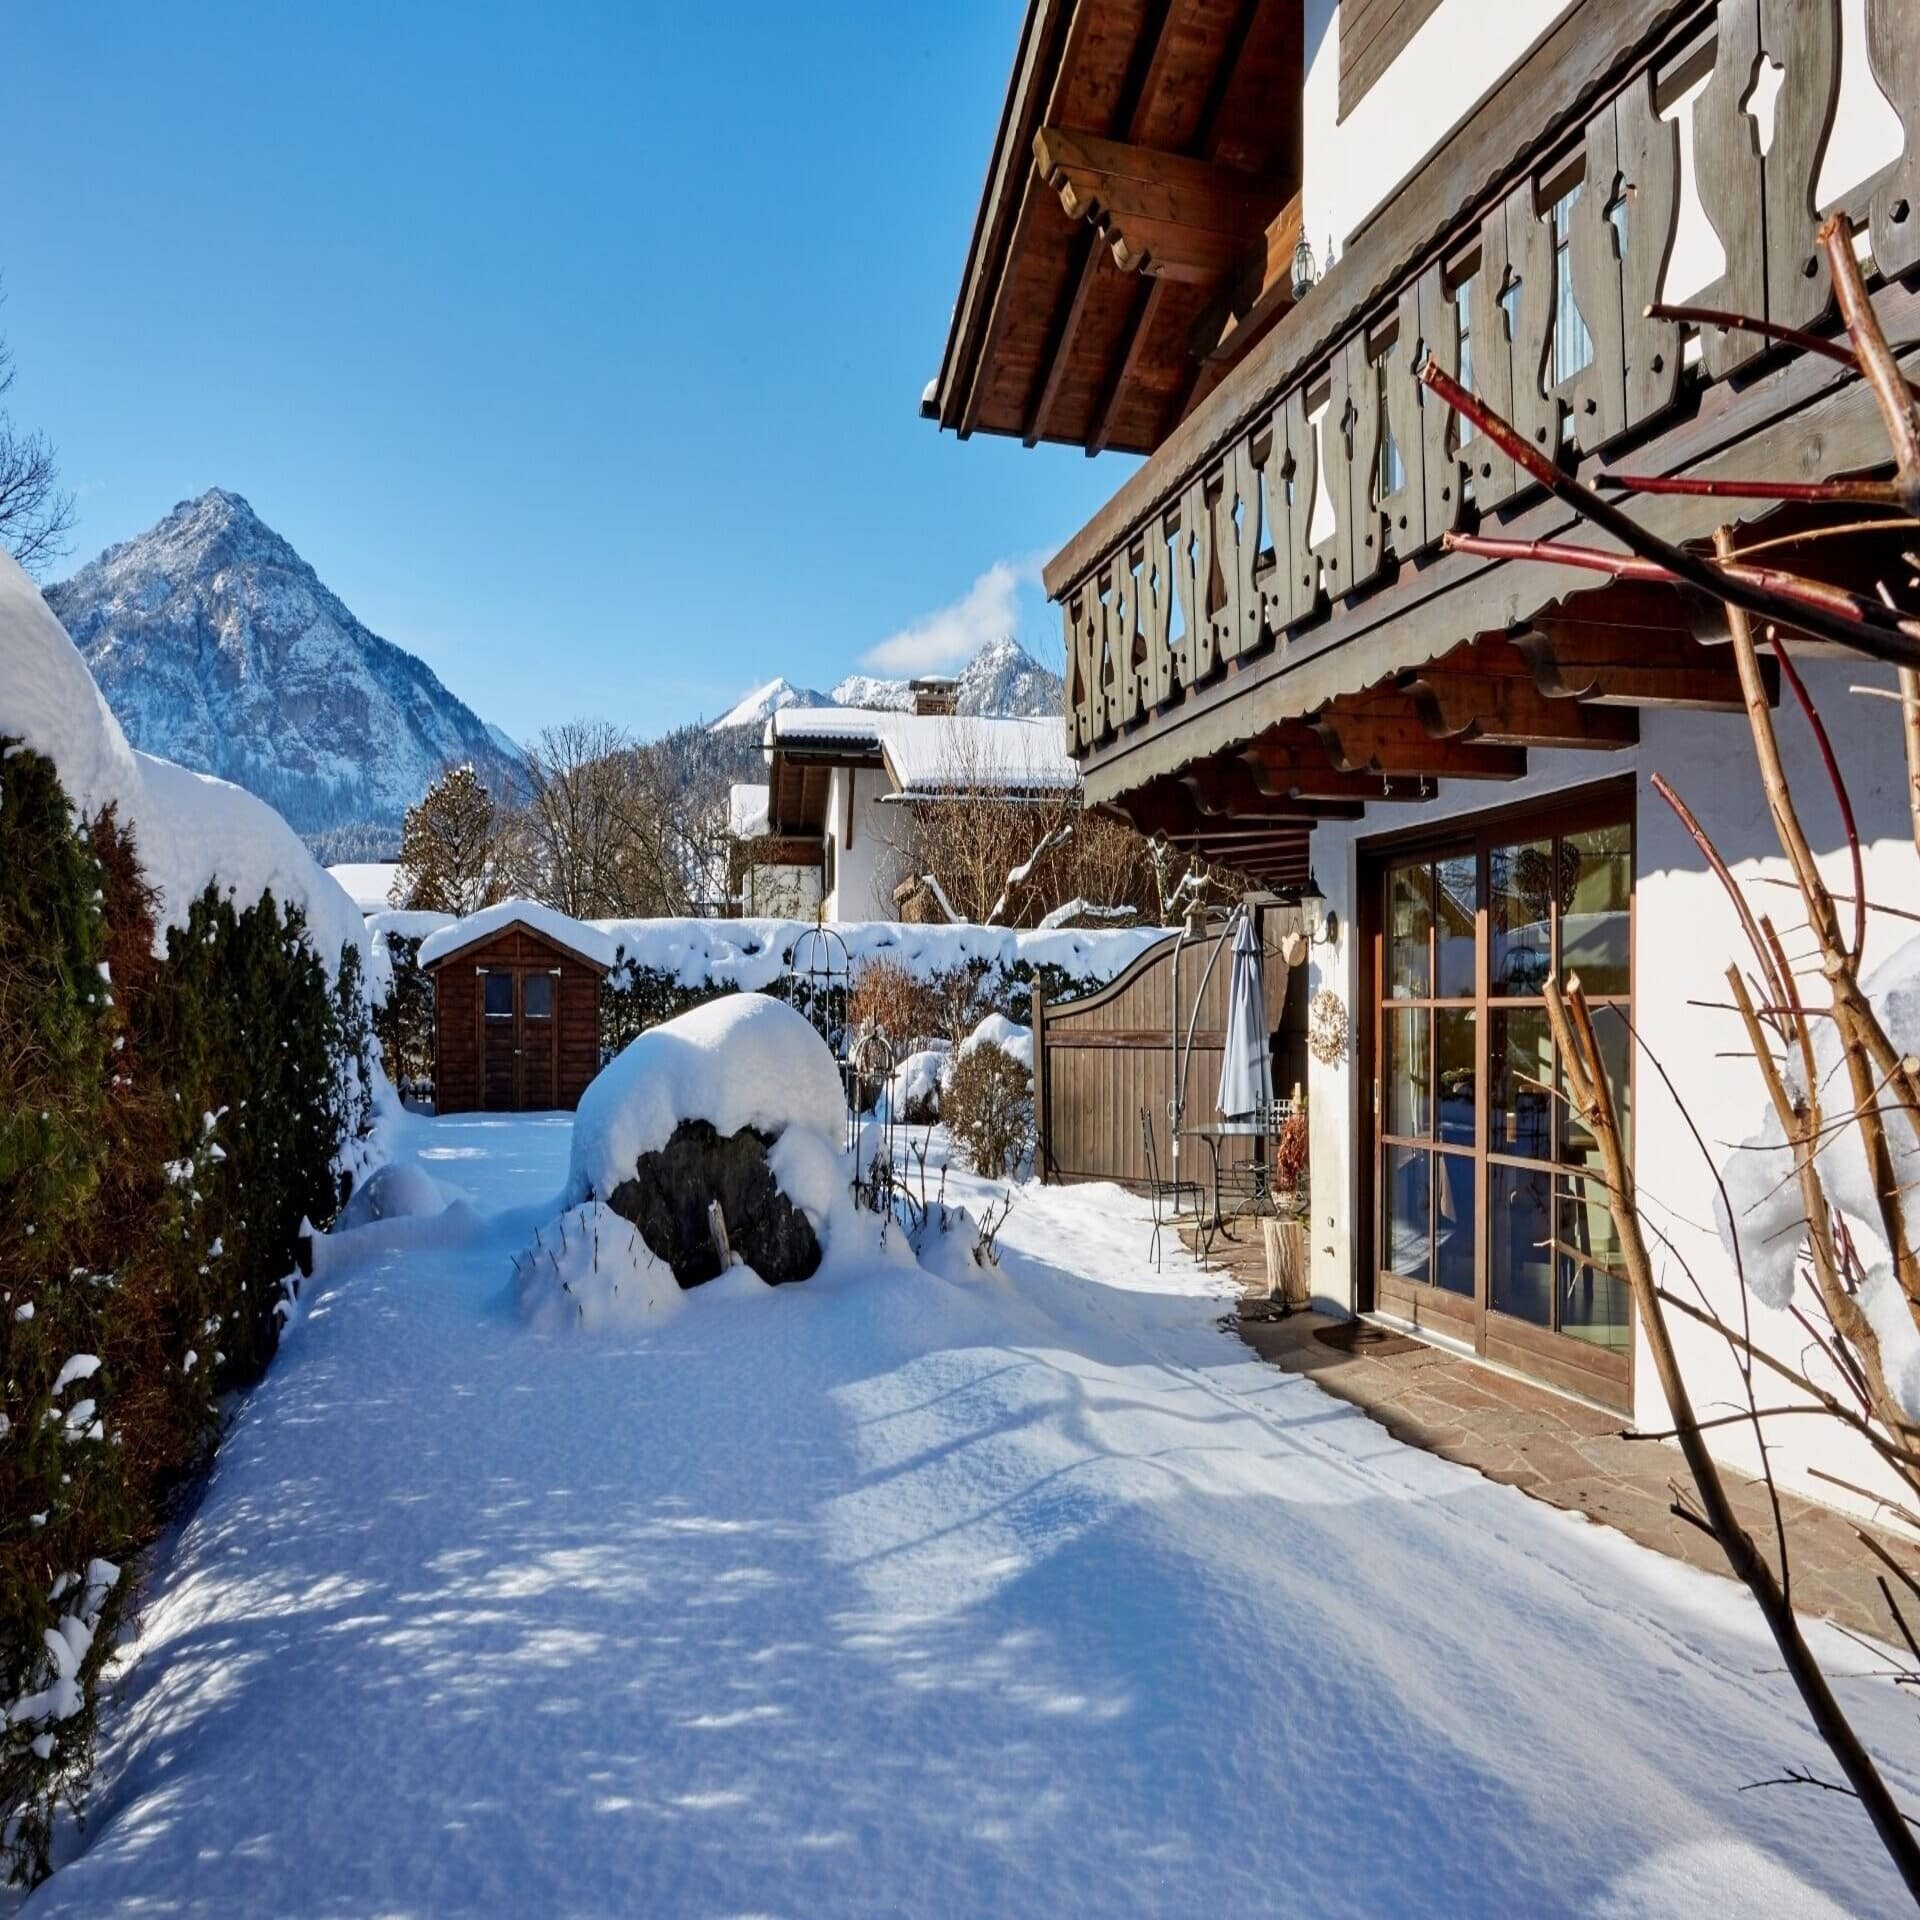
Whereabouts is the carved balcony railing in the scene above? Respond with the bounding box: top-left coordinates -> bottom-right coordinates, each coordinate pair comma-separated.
1052,0 -> 1920,789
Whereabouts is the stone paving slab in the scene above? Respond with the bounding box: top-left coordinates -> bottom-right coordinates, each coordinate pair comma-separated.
1235,1306 -> 1920,1647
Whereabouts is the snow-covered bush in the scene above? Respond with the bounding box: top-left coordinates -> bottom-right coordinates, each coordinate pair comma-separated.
942,1041 -> 1035,1179
0,557 -> 381,1882
513,1201 -> 685,1333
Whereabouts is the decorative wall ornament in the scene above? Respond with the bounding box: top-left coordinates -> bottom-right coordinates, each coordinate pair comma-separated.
1307,988 -> 1349,1068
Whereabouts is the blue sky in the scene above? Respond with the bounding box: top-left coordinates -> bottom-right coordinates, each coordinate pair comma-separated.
2,2 -> 1132,735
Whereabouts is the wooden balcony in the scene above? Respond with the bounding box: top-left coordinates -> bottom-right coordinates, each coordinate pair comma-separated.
1045,0 -> 1920,840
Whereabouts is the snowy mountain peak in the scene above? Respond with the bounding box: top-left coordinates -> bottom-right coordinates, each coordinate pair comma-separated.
48,492 -> 521,837
709,678 -> 833,732
715,640 -> 1063,729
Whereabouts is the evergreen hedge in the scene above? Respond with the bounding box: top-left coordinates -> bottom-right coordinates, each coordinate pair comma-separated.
0,741 -> 373,1884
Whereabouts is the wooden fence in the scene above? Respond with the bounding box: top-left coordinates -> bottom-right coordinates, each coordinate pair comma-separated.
1032,906 -> 1301,1188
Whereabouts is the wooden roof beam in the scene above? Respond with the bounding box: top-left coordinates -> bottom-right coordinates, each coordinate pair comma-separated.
1313,694 -> 1529,779
1189,189 -> 1303,362
1178,759 -> 1364,820
1397,667 -> 1640,749
1034,126 -> 1291,283
1520,618 -> 1772,710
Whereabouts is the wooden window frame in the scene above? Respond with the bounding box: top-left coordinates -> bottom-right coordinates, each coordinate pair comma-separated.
1358,776 -> 1635,1410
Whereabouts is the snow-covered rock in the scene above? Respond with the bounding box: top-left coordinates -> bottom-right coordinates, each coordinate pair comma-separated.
0,546 -> 365,978
336,1160 -> 462,1231
47,489 -> 520,834
567,994 -> 846,1213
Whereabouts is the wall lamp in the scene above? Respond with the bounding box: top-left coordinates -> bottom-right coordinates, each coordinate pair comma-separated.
1297,875 -> 1337,946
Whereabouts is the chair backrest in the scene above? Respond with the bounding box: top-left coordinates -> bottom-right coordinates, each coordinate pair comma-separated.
1138,1104 -> 1162,1186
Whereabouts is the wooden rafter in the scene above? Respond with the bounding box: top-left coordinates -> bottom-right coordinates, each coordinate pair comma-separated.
1312,692 -> 1530,779
1034,126 -> 1291,282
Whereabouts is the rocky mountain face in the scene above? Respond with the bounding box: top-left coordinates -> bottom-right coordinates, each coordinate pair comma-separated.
48,490 -> 521,838
712,636 -> 1064,731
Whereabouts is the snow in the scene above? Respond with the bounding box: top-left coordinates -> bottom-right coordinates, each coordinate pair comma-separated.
709,677 -> 830,732
0,548 -> 365,979
29,1104 -> 1918,1915
513,1200 -> 685,1334
766,707 -> 1077,792
1714,932 -> 1920,1400
566,993 -> 845,1210
959,1011 -> 1034,1073
414,900 -> 1167,990
326,861 -> 401,912
727,781 -> 771,839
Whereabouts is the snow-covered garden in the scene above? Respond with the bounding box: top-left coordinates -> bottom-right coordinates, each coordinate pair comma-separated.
13,982 -> 1917,1915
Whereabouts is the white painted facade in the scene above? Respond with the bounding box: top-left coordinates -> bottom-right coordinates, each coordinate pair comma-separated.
1302,659 -> 1918,1520
822,766 -> 907,921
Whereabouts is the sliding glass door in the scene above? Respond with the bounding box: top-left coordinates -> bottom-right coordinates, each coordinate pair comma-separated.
1369,791 -> 1633,1407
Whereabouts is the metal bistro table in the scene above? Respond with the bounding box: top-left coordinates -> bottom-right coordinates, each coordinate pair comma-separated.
1179,1119 -> 1278,1258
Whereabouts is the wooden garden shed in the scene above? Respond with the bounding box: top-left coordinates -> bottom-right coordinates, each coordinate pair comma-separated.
425,917 -> 606,1114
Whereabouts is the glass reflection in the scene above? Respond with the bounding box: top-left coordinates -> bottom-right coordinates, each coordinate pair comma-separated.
1389,861 -> 1432,999
1492,1006 -> 1553,1162
1491,838 -> 1556,995
1436,853 -> 1476,997
1436,1154 -> 1475,1295
1560,1178 -> 1630,1349
1386,1146 -> 1431,1281
1436,1007 -> 1476,1146
1562,824 -> 1630,995
1386,1007 -> 1431,1139
1491,1163 -> 1553,1324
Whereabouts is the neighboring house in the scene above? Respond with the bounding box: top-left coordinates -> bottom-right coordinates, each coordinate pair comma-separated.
927,0 -> 1920,1516
739,679 -> 1079,920
726,781 -> 825,919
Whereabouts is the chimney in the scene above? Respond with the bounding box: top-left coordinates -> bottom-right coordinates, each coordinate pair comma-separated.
909,676 -> 958,717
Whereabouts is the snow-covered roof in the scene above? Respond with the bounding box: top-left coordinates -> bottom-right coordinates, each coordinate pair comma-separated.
728,782 -> 772,839
765,708 -> 1076,793
415,900 -> 1168,988
327,862 -> 402,912
0,550 -> 365,979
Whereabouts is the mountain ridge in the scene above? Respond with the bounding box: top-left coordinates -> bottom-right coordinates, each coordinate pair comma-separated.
710,636 -> 1063,732
49,489 -> 521,839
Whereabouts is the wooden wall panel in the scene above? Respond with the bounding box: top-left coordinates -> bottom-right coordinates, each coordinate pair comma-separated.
1339,0 -> 1445,120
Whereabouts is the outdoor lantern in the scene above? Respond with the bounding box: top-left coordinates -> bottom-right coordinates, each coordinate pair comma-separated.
1290,232 -> 1317,302
1298,876 -> 1329,944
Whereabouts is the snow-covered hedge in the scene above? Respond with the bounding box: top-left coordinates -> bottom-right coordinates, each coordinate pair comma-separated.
0,556 -> 380,1884
401,899 -> 1167,1073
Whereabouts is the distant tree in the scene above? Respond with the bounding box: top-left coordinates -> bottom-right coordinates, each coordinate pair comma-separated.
0,284 -> 74,576
392,763 -> 501,914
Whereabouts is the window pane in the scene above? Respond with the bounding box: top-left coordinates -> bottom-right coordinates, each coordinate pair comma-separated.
1436,1007 -> 1476,1146
1491,1163 -> 1553,1324
1385,1146 -> 1431,1282
1385,1007 -> 1431,1139
1562,823 -> 1630,996
1435,1153 -> 1475,1295
484,972 -> 513,1018
523,973 -> 554,1020
1491,839 -> 1555,995
1561,1003 -> 1632,1169
1560,1177 -> 1630,1350
1436,853 -> 1476,997
1387,862 -> 1431,999
1491,1006 -> 1554,1161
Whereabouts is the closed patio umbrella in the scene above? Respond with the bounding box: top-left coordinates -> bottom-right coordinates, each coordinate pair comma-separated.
1215,913 -> 1273,1122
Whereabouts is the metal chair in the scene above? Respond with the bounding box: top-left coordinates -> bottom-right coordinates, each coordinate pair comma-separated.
1140,1105 -> 1204,1272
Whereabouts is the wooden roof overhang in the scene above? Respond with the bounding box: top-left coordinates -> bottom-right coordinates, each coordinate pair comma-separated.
423,919 -> 611,977
924,0 -> 1305,459
1037,0 -> 1920,857
763,733 -> 886,837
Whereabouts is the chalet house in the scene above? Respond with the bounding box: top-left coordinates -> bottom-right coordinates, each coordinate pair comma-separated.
728,681 -> 1079,920
928,0 -> 1920,1515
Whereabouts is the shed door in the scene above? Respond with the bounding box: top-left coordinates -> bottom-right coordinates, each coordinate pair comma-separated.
521,969 -> 559,1108
480,969 -> 517,1109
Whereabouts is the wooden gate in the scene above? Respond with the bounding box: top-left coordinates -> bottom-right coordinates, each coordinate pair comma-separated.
1033,907 -> 1299,1188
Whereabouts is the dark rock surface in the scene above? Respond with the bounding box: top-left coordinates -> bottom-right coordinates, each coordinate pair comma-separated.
607,1119 -> 821,1287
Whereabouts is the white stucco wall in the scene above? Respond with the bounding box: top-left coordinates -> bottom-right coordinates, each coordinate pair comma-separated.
1303,658 -> 1918,1524
822,768 -> 904,921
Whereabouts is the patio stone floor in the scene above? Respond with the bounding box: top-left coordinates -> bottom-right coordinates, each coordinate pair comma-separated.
1232,1299 -> 1920,1648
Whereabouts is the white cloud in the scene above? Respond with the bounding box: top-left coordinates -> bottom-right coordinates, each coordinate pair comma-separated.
861,557 -> 1042,675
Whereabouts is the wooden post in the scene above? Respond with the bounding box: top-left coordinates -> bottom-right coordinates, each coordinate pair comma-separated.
1031,981 -> 1050,1184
